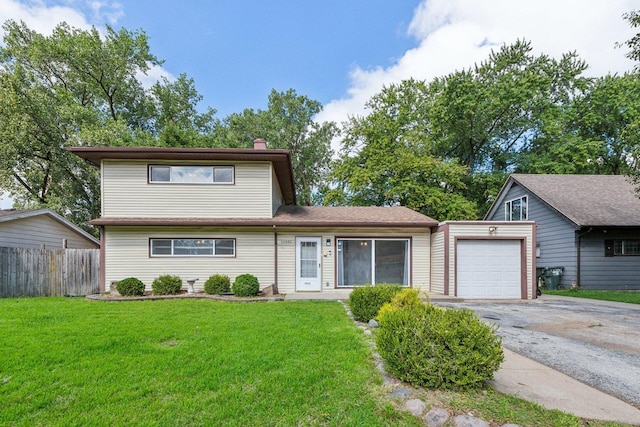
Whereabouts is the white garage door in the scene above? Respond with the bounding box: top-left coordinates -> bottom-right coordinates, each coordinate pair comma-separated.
457,240 -> 521,298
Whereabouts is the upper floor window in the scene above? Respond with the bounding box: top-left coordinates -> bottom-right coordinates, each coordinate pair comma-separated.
149,165 -> 234,184
505,196 -> 527,221
150,238 -> 235,257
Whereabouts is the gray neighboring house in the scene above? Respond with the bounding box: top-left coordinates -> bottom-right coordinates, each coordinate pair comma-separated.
0,208 -> 99,249
485,174 -> 640,290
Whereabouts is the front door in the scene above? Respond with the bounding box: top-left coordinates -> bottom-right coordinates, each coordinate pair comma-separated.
296,237 -> 322,291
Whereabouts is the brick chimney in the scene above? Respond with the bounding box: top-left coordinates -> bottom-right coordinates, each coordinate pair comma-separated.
253,138 -> 267,150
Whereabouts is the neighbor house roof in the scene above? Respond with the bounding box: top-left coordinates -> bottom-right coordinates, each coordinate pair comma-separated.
67,146 -> 297,206
486,174 -> 640,227
0,208 -> 100,245
88,206 -> 438,228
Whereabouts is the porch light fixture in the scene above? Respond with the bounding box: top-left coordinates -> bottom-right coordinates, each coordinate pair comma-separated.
488,226 -> 498,233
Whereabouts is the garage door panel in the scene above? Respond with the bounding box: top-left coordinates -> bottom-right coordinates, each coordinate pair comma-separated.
457,240 -> 521,299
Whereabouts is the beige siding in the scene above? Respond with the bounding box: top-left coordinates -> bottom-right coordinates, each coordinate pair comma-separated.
275,228 -> 430,295
104,226 -> 275,292
102,160 -> 274,218
0,216 -> 98,249
446,222 -> 535,299
430,231 -> 445,294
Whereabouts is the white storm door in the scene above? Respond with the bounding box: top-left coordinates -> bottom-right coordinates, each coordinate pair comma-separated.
296,237 -> 322,291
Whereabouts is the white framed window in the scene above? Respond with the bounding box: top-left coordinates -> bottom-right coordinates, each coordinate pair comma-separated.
149,165 -> 234,184
150,238 -> 235,257
336,238 -> 410,287
505,196 -> 528,221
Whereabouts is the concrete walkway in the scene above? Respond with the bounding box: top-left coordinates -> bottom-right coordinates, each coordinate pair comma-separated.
492,348 -> 640,425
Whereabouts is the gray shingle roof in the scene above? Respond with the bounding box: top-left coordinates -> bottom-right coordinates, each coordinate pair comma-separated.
510,174 -> 640,227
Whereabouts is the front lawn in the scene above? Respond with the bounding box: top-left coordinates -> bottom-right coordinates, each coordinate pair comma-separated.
545,289 -> 640,304
0,298 -> 419,426
0,298 -> 626,426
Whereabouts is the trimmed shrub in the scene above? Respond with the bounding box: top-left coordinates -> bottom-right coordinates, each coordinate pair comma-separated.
116,277 -> 145,296
232,274 -> 259,297
152,274 -> 182,295
348,284 -> 403,322
376,289 -> 504,390
204,274 -> 231,295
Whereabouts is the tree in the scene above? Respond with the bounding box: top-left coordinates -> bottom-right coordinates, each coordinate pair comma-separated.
325,80 -> 477,221
213,89 -> 338,205
0,21 -> 213,228
151,73 -> 216,147
621,10 -> 640,71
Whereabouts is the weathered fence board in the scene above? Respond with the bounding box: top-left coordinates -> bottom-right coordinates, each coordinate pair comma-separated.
0,247 -> 100,298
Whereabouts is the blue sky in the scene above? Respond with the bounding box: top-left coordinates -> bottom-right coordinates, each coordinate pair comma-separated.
0,0 -> 639,208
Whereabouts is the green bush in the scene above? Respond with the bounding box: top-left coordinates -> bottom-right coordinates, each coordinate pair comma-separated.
152,274 -> 182,295
232,274 -> 259,297
204,274 -> 231,295
348,284 -> 403,322
116,277 -> 145,296
376,289 -> 504,390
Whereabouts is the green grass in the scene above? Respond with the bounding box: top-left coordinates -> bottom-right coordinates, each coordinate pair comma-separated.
0,298 -> 630,426
545,289 -> 640,304
0,298 -> 420,426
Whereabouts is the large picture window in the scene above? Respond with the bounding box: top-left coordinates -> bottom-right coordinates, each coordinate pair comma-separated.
150,238 -> 235,257
505,196 -> 528,221
149,165 -> 234,184
337,238 -> 409,287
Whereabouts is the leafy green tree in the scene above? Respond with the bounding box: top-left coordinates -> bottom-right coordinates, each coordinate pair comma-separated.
325,80 -> 477,221
0,21 -> 213,228
151,73 -> 216,147
214,89 -> 338,205
332,41 -> 590,218
621,10 -> 640,70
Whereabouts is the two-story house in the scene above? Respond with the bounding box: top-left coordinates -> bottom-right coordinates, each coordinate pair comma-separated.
69,140 -> 439,296
485,174 -> 640,290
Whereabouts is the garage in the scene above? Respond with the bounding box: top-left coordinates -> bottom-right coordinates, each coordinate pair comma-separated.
456,239 -> 522,298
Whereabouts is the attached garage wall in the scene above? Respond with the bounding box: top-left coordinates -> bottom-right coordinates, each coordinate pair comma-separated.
434,221 -> 535,299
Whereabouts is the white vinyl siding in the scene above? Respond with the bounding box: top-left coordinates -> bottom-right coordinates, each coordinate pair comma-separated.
0,216 -> 98,249
104,226 -> 274,293
102,160 -> 274,218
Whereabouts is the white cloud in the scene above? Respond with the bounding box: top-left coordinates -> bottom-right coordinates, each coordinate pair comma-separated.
0,0 -> 93,34
316,0 -> 639,133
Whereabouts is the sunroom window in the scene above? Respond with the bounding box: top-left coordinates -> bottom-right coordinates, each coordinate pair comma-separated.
149,165 -> 234,184
150,239 -> 235,256
337,238 -> 409,287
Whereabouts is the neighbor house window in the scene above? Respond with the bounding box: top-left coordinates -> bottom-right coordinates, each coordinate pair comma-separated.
149,165 -> 234,184
505,196 -> 528,221
336,238 -> 410,287
150,239 -> 235,256
605,239 -> 640,256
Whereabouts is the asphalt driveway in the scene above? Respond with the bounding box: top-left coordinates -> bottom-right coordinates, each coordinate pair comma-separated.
434,295 -> 640,406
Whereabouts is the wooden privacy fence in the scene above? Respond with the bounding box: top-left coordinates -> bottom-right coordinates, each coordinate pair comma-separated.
0,247 -> 100,298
